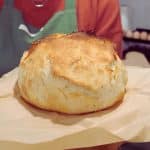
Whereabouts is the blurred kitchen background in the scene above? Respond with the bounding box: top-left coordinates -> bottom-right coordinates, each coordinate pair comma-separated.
120,0 -> 150,67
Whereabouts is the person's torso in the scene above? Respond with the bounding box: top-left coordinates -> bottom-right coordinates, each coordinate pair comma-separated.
0,0 -> 78,75
22,0 -> 78,43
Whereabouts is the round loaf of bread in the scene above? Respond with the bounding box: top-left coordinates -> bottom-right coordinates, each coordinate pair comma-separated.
18,33 -> 127,114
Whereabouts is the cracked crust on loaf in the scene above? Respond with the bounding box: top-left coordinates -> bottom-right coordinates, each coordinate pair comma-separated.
18,32 -> 127,114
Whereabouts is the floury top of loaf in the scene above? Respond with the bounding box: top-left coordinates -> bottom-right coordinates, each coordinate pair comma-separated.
17,32 -> 127,114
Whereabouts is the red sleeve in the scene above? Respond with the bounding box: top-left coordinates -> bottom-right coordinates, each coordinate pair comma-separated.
0,0 -> 4,9
77,0 -> 123,57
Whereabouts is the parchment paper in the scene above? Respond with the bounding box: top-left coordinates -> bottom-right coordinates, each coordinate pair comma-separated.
0,66 -> 150,149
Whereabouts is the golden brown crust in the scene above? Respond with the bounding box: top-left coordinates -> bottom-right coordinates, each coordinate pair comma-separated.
18,86 -> 125,115
20,32 -> 118,91
18,32 -> 127,114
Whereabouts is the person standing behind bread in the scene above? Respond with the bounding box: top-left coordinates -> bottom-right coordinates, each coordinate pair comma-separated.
0,0 -> 122,75
15,0 -> 123,56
